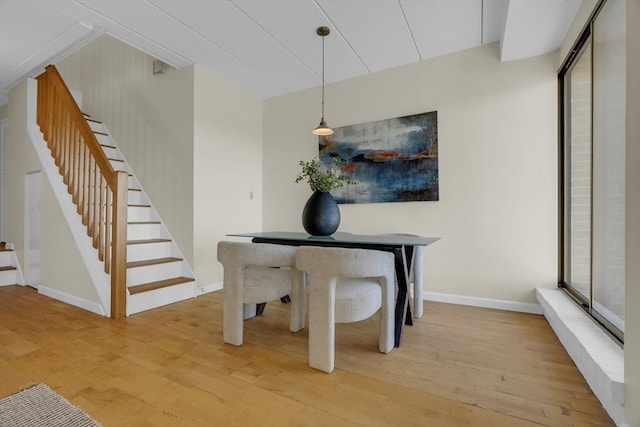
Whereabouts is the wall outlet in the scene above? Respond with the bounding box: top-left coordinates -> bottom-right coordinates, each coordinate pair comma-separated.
197,282 -> 223,295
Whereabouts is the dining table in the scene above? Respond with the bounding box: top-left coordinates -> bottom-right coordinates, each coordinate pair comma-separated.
227,231 -> 440,347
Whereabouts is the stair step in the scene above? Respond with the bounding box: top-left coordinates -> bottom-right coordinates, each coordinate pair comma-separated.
86,117 -> 102,124
129,204 -> 151,208
128,276 -> 194,295
93,130 -> 108,136
128,238 -> 171,245
101,143 -> 116,149
0,266 -> 16,271
127,257 -> 182,269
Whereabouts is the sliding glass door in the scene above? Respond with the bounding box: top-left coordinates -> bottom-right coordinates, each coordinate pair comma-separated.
560,0 -> 625,342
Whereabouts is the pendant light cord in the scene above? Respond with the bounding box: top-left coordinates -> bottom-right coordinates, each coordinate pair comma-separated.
312,26 -> 333,135
321,33 -> 325,120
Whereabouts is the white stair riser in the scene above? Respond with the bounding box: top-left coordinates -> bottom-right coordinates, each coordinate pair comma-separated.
109,159 -> 127,172
94,132 -> 111,144
128,206 -> 153,222
127,261 -> 183,286
0,269 -> 17,286
102,145 -> 121,160
128,190 -> 144,205
88,121 -> 106,133
127,241 -> 172,262
95,133 -> 117,149
0,252 -> 13,265
127,281 -> 195,315
127,175 -> 137,188
127,223 -> 163,241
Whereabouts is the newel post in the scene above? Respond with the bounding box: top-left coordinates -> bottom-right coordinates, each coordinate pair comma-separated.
110,170 -> 129,319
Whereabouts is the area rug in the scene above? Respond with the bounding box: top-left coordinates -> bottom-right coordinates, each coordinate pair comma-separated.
0,384 -> 102,427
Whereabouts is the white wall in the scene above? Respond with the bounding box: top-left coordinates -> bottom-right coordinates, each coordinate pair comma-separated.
55,53 -> 81,92
263,42 -> 558,307
39,176 -> 100,302
193,65 -> 263,286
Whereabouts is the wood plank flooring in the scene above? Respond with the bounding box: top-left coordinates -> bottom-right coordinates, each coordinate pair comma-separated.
0,285 -> 613,426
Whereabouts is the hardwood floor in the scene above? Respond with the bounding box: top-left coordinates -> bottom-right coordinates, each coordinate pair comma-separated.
0,285 -> 613,426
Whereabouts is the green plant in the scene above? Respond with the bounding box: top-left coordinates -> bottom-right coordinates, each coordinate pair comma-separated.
295,158 -> 355,193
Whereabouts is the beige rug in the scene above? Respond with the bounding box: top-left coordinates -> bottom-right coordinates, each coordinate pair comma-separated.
0,384 -> 102,427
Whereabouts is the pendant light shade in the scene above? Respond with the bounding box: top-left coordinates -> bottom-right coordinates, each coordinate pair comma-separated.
313,119 -> 333,136
312,26 -> 334,136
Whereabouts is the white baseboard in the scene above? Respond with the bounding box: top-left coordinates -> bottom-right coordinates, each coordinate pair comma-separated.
424,291 -> 543,315
196,281 -> 222,296
193,285 -> 542,314
38,285 -> 106,316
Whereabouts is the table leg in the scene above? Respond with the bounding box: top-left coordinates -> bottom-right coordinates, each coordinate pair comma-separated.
403,245 -> 414,326
393,247 -> 410,347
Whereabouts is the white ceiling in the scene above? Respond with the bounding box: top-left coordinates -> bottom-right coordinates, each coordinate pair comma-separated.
0,0 -> 583,105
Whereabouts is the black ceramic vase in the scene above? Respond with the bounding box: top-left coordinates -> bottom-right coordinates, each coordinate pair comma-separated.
302,191 -> 340,236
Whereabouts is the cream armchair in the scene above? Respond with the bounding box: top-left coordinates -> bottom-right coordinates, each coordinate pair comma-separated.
296,246 -> 395,373
217,241 -> 305,346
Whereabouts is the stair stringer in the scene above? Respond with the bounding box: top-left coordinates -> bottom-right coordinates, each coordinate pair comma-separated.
90,120 -> 197,316
26,78 -> 110,316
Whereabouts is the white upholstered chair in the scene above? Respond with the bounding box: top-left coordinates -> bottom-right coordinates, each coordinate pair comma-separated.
295,246 -> 395,373
217,241 -> 305,346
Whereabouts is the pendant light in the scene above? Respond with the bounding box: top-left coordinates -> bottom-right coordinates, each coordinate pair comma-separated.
312,26 -> 334,136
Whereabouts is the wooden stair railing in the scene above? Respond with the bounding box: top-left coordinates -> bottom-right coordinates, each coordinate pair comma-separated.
36,65 -> 128,319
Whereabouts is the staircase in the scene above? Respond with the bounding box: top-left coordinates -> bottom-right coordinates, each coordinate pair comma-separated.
28,65 -> 196,317
87,117 -> 196,315
0,243 -> 19,286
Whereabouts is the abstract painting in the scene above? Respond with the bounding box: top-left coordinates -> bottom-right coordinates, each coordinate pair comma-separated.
319,111 -> 438,204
